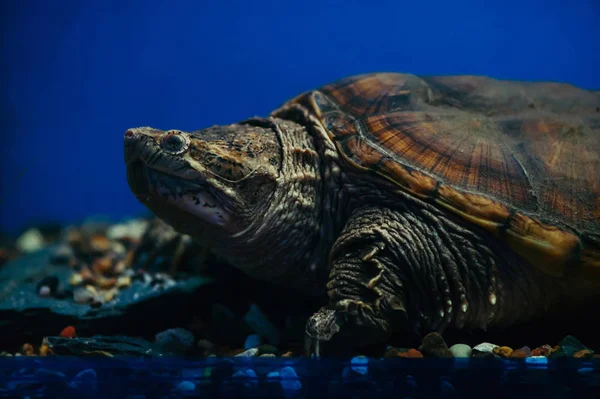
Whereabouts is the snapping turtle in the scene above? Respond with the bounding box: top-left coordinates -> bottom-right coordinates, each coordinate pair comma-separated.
124,73 -> 600,355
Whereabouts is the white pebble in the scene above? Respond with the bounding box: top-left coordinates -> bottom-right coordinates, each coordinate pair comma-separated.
16,229 -> 45,253
38,286 -> 51,297
473,342 -> 498,353
449,344 -> 472,358
235,348 -> 258,357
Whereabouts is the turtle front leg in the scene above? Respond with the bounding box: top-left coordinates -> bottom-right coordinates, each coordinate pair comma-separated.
305,207 -> 420,356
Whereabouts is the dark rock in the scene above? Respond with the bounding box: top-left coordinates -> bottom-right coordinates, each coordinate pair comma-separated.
46,335 -> 161,357
418,332 -> 453,358
549,335 -> 592,359
154,328 -> 195,356
509,346 -> 531,358
0,247 -> 212,349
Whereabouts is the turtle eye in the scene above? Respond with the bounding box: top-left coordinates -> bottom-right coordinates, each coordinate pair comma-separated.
160,130 -> 190,155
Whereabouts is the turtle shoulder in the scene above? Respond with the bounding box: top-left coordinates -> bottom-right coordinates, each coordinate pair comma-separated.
280,73 -> 600,279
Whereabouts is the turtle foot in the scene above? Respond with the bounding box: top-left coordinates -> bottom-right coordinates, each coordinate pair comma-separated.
303,306 -> 344,357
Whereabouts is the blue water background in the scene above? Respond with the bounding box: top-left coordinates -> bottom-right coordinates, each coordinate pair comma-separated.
1,0 -> 599,233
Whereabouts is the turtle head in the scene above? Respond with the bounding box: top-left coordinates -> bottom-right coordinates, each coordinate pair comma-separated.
124,119 -> 282,239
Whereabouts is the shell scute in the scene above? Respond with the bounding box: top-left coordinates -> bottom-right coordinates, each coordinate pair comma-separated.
279,73 -> 600,279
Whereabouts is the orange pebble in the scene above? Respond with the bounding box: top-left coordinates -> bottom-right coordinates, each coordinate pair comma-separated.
39,343 -> 51,356
397,349 -> 424,358
22,343 -> 35,356
60,326 -> 77,338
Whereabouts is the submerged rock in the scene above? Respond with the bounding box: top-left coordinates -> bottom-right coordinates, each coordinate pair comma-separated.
419,332 -> 453,358
0,247 -> 212,350
549,335 -> 593,358
154,328 -> 195,356
46,335 -> 161,357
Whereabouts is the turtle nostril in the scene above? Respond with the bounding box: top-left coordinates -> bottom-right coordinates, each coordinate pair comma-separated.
125,129 -> 135,138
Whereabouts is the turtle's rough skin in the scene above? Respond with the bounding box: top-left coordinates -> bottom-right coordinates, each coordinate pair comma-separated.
124,73 -> 600,354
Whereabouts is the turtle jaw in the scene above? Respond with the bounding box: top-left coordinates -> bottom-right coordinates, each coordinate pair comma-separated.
126,160 -> 239,236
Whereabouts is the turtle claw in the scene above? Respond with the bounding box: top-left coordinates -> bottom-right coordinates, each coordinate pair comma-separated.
303,335 -> 322,358
303,306 -> 344,357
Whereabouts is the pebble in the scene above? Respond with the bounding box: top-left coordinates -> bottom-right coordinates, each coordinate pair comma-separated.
244,334 -> 262,350
350,356 -> 369,375
473,342 -> 498,353
510,346 -> 531,359
418,332 -> 453,358
531,344 -> 552,357
98,277 -> 117,289
38,286 -> 52,297
526,356 -> 548,365
125,219 -> 149,241
280,366 -> 302,393
235,348 -> 259,357
92,255 -> 115,274
154,328 -> 195,356
16,228 -> 45,252
106,224 -> 129,241
21,343 -> 34,356
73,287 -> 96,304
60,326 -> 77,338
69,273 -> 84,286
36,275 -> 59,297
493,346 -> 513,358
103,288 -> 118,302
116,275 -> 132,288
449,343 -> 472,358
176,381 -> 196,392
573,349 -> 593,358
396,349 -> 423,359
549,335 -> 591,358
89,235 -> 112,253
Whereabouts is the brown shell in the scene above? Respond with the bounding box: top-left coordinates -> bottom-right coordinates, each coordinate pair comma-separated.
277,73 -> 600,279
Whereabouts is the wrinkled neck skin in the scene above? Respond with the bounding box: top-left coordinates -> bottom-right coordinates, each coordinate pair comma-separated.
211,114 -> 344,296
